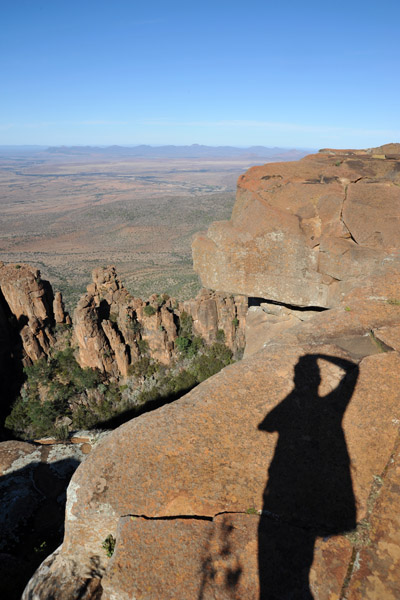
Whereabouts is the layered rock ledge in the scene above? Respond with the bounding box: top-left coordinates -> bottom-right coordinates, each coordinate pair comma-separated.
193,144 -> 400,307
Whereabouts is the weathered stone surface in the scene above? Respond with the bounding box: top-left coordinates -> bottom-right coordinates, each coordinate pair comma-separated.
346,443 -> 400,600
73,266 -> 246,376
23,147 -> 400,598
0,440 -> 39,478
53,291 -> 67,324
101,513 -> 353,600
183,288 -> 247,353
102,514 -> 259,600
193,150 -> 400,307
22,547 -> 103,600
244,302 -> 321,357
0,440 -> 90,599
73,293 -> 115,373
373,323 -> 400,351
0,437 -> 107,600
0,262 -> 60,363
26,330 -> 400,597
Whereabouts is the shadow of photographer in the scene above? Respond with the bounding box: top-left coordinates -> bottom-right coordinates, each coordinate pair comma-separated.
258,353 -> 359,599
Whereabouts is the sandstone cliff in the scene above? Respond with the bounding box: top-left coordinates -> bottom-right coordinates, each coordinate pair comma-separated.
2,261 -> 246,447
0,262 -> 70,365
21,145 -> 400,599
73,265 -> 246,377
193,144 -> 400,308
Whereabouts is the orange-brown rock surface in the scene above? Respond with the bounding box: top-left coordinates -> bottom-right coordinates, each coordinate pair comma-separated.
0,262 -> 69,365
182,288 -> 247,353
193,146 -> 400,308
23,311 -> 400,598
23,147 -> 400,599
73,266 -> 246,376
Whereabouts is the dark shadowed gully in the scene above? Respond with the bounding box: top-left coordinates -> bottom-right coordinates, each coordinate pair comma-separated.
258,354 -> 359,599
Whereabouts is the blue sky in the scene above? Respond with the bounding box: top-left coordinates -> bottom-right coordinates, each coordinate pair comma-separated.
1,0 -> 399,148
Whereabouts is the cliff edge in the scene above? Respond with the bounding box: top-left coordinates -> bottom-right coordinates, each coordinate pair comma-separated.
22,146 -> 400,600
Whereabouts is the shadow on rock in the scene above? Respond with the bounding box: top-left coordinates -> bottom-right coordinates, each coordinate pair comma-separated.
258,354 -> 359,599
0,457 -> 80,600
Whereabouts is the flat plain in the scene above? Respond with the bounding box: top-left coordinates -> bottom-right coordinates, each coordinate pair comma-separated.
0,147 -> 306,309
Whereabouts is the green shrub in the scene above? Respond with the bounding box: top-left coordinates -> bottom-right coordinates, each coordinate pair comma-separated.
5,347 -> 102,438
216,329 -> 225,342
143,305 -> 157,317
175,335 -> 191,355
102,534 -> 116,558
178,311 -> 193,338
189,343 -> 233,382
128,356 -> 158,379
137,338 -> 149,355
232,317 -> 239,328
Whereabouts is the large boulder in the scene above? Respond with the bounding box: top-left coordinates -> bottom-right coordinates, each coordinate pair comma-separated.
23,302 -> 400,598
193,147 -> 400,307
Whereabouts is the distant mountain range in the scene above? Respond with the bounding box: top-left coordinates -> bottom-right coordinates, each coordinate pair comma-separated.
43,144 -> 313,160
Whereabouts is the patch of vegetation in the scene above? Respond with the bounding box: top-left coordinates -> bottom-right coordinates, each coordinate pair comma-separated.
216,328 -> 225,342
128,356 -> 159,379
143,305 -> 157,317
387,298 -> 400,306
102,534 -> 116,558
232,317 -> 239,328
173,311 -> 203,358
5,346 -> 105,439
179,311 -> 193,338
55,322 -> 72,334
245,507 -> 259,515
137,338 -> 149,355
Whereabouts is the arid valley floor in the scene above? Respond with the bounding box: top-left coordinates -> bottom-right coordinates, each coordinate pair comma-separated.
0,147 -> 285,308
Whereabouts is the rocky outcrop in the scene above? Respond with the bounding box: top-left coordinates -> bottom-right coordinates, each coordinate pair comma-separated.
73,266 -> 247,376
0,263 -> 70,422
22,293 -> 400,599
182,288 -> 247,354
0,262 -> 69,365
0,262 -> 246,389
23,146 -> 400,599
193,145 -> 400,308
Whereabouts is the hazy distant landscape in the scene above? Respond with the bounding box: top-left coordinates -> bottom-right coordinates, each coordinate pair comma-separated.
0,145 -> 309,309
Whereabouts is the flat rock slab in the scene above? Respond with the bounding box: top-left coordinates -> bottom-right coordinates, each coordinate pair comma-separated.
101,513 -> 353,600
41,341 -> 398,599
